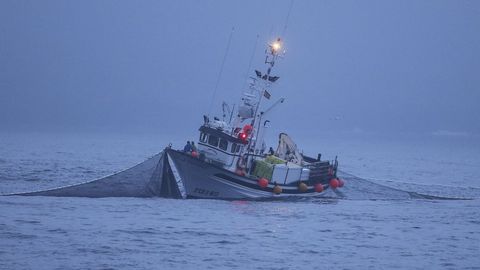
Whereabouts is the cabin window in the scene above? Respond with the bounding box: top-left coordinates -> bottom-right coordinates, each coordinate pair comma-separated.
219,139 -> 228,151
230,143 -> 241,153
208,135 -> 219,147
200,133 -> 207,143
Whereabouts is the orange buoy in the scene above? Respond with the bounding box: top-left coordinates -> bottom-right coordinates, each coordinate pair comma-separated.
329,178 -> 339,189
314,183 -> 324,193
258,178 -> 269,188
191,151 -> 199,158
298,182 -> 308,192
273,185 -> 282,195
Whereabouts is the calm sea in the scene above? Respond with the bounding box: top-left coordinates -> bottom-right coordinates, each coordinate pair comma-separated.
1,132 -> 479,270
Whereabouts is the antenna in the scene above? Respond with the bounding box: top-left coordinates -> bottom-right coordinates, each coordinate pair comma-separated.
240,34 -> 259,96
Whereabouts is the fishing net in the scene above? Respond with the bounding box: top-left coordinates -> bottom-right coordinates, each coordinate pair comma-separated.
8,152 -> 167,198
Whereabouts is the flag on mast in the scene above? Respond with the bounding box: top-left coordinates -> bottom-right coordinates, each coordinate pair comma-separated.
263,90 -> 271,99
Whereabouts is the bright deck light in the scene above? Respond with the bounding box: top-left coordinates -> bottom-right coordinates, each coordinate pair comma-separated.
272,42 -> 281,51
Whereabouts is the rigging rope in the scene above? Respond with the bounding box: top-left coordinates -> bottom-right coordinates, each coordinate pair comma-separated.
208,27 -> 235,118
282,0 -> 295,38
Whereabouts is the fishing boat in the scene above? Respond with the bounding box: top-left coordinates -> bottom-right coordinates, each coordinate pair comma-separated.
163,37 -> 344,199
10,37 -> 344,200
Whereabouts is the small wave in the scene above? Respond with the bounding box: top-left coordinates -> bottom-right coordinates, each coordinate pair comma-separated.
174,229 -> 246,239
208,240 -> 239,245
14,219 -> 41,225
0,231 -> 37,240
47,228 -> 68,234
114,228 -> 158,235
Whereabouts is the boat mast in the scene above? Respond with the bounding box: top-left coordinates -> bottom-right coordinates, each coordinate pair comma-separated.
246,37 -> 284,154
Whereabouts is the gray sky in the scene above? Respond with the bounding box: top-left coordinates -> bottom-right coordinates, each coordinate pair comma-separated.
1,0 -> 479,140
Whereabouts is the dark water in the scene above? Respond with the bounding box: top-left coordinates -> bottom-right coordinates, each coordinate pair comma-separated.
1,133 -> 479,269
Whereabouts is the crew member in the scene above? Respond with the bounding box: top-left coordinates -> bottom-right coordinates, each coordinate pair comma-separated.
191,141 -> 198,152
183,141 -> 192,152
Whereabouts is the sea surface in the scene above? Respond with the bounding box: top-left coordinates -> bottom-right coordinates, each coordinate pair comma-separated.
1,132 -> 479,270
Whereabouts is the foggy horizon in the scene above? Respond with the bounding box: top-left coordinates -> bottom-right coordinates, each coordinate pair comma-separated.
1,1 -> 479,140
